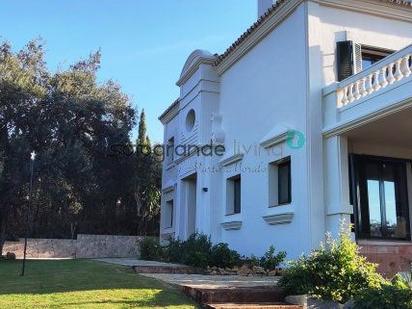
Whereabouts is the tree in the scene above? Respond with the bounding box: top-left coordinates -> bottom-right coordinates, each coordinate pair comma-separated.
134,110 -> 161,234
0,39 -> 161,255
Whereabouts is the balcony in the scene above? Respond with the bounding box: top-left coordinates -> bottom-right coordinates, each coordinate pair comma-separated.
323,44 -> 412,135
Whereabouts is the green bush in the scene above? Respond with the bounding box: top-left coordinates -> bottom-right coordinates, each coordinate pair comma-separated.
180,233 -> 212,268
140,233 -> 287,272
139,237 -> 163,260
242,254 -> 260,267
354,275 -> 412,309
259,245 -> 286,271
279,227 -> 384,303
210,243 -> 241,268
163,237 -> 183,263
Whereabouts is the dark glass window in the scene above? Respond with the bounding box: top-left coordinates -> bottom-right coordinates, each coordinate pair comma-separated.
278,160 -> 291,205
362,53 -> 385,70
352,155 -> 410,240
233,176 -> 241,214
361,46 -> 393,70
166,200 -> 174,228
167,137 -> 175,163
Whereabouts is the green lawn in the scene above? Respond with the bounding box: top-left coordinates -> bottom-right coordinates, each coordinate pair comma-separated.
0,259 -> 197,308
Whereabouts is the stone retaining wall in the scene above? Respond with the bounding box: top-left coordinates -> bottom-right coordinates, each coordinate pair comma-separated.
3,234 -> 144,259
359,242 -> 412,276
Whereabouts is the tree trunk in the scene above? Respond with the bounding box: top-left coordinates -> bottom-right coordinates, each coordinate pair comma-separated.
0,216 -> 6,257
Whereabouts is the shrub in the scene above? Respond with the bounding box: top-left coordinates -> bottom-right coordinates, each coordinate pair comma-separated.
163,237 -> 183,263
180,233 -> 212,268
259,245 -> 286,271
354,275 -> 412,309
279,226 -> 384,303
242,254 -> 260,267
210,243 -> 241,268
139,237 -> 163,260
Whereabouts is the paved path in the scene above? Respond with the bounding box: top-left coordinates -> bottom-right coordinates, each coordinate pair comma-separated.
94,258 -> 186,268
139,273 -> 280,289
94,258 -> 280,289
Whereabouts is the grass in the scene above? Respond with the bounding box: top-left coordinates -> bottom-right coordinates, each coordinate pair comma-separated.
0,259 -> 198,308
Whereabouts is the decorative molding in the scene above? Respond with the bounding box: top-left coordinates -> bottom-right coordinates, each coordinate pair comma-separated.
166,162 -> 176,171
211,113 -> 225,145
260,125 -> 291,149
216,0 -> 303,75
311,0 -> 412,23
159,99 -> 180,124
220,153 -> 244,167
162,185 -> 175,194
221,221 -> 242,231
323,97 -> 412,138
262,212 -> 294,225
177,50 -> 216,86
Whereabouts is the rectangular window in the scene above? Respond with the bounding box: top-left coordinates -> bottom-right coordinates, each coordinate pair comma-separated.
167,137 -> 174,164
226,175 -> 241,215
351,155 -> 410,240
165,200 -> 174,228
361,46 -> 393,70
233,177 -> 241,214
278,160 -> 291,205
269,157 -> 292,206
336,41 -> 393,81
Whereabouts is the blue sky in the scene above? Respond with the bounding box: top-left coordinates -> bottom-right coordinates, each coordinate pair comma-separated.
0,0 -> 256,142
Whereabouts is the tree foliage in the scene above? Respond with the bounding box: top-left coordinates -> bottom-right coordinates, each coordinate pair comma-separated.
0,40 -> 161,255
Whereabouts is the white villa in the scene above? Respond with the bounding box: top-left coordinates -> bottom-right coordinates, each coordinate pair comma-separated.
159,0 -> 412,273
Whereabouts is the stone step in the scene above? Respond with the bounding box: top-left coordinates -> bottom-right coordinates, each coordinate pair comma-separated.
204,303 -> 303,309
182,286 -> 286,304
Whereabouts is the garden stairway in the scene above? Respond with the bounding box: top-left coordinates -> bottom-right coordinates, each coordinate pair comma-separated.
181,285 -> 302,309
97,259 -> 303,309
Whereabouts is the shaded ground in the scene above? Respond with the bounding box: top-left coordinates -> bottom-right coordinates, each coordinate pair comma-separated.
0,259 -> 197,308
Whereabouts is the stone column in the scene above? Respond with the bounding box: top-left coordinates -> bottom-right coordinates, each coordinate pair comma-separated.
324,135 -> 352,237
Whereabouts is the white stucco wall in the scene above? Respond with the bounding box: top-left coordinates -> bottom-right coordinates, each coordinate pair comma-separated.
309,3 -> 412,86
308,1 -> 412,236
161,0 -> 412,260
216,4 -> 311,258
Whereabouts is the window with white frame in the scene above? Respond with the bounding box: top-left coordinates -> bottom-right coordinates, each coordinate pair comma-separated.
269,157 -> 291,206
226,175 -> 241,215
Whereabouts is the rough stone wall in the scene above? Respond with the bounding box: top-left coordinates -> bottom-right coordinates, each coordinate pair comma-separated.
75,234 -> 143,258
3,234 -> 144,259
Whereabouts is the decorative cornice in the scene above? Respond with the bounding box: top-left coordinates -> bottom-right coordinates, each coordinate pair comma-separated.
323,97 -> 412,138
311,0 -> 412,23
159,99 -> 180,124
221,221 -> 242,231
260,126 -> 291,149
219,153 -> 244,167
262,212 -> 294,225
177,50 -> 217,86
162,185 -> 175,194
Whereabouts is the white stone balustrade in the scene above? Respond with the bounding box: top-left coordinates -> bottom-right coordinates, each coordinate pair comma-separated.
337,44 -> 412,108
